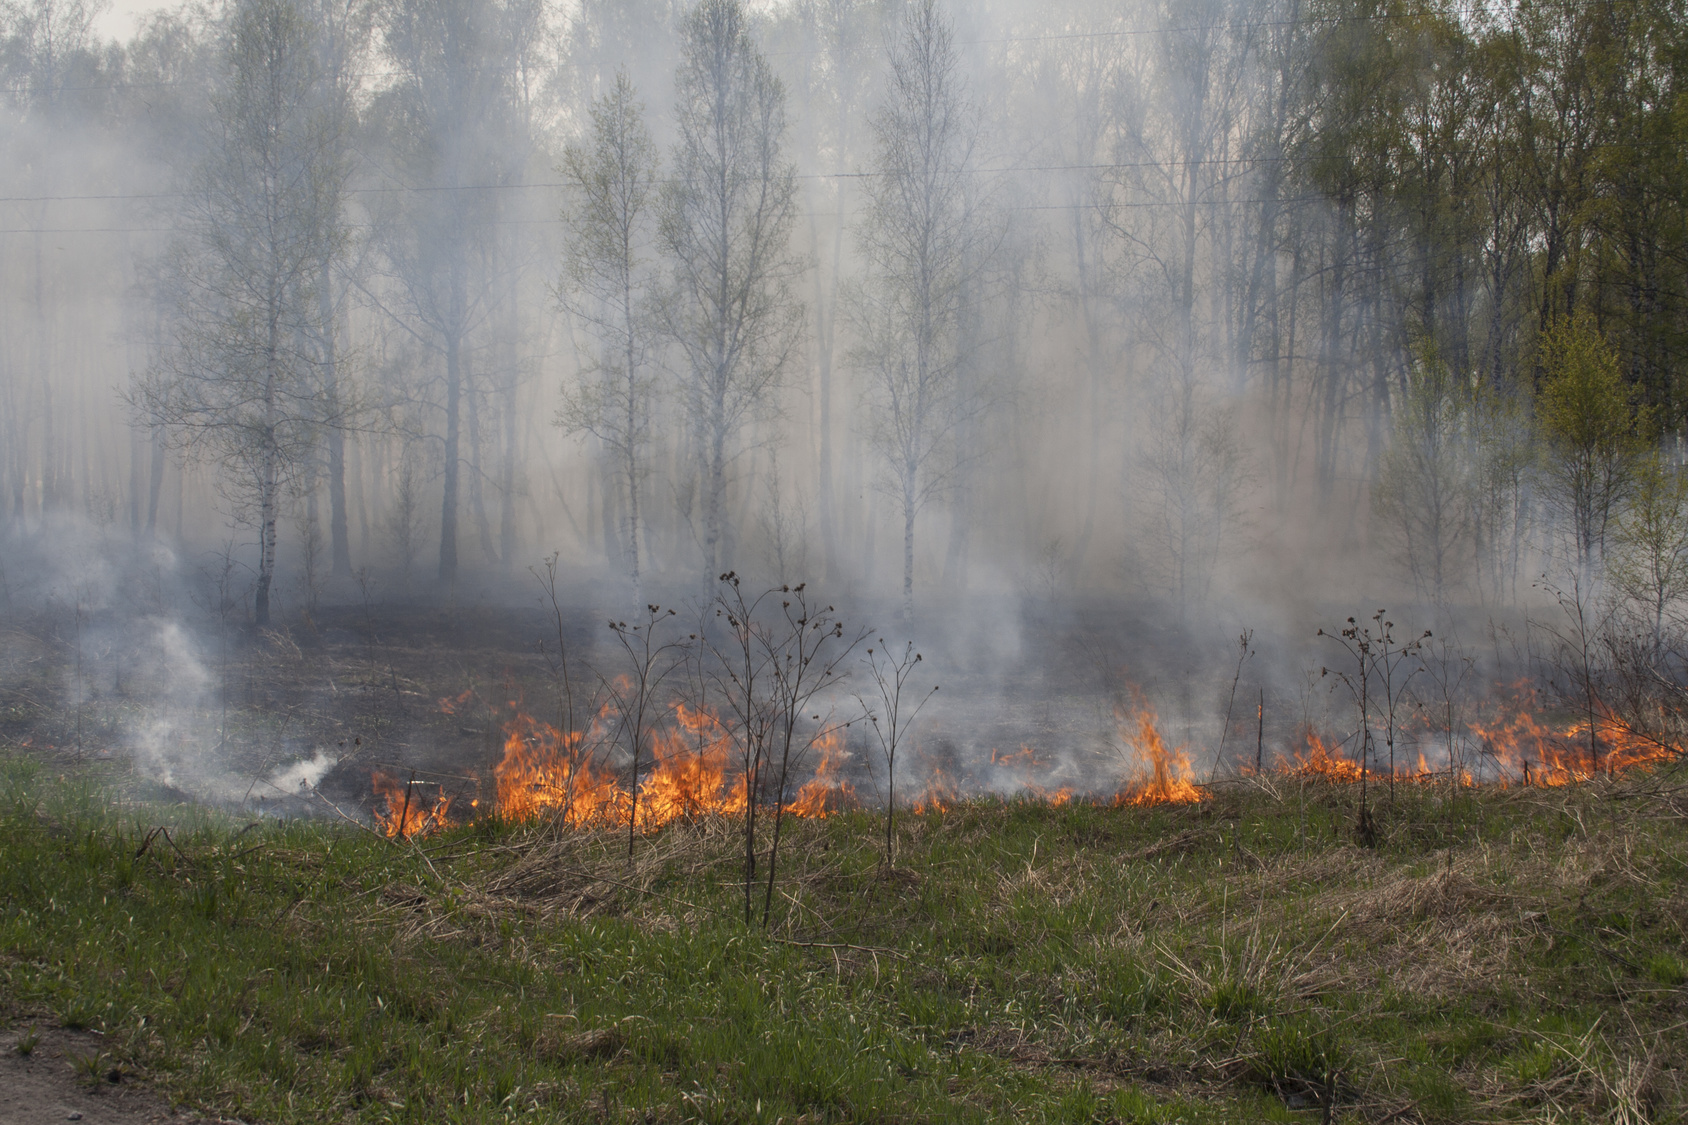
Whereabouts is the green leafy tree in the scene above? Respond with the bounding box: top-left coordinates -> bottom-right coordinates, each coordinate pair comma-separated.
1609,453 -> 1688,650
1536,314 -> 1650,573
1375,350 -> 1474,599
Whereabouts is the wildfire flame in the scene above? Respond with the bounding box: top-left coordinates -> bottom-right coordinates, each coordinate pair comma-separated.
1111,704 -> 1203,806
375,681 -> 1680,838
1470,698 -> 1675,785
1282,730 -> 1365,783
911,766 -> 958,815
494,709 -> 626,827
634,702 -> 746,824
784,728 -> 859,818
437,689 -> 476,716
478,702 -> 855,830
990,746 -> 1075,805
371,770 -> 453,839
1269,689 -> 1678,788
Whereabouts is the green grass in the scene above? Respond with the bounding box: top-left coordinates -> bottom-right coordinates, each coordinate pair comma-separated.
2,754 -> 1686,1123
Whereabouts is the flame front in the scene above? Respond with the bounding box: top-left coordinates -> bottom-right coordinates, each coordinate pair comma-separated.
991,746 -> 1074,805
483,702 -> 853,829
635,702 -> 745,823
784,728 -> 859,818
495,710 -> 626,826
1112,704 -> 1203,806
371,770 -> 453,838
1471,696 -> 1675,785
374,682 -> 1679,838
1283,730 -> 1365,783
1276,691 -> 1677,789
911,765 -> 958,815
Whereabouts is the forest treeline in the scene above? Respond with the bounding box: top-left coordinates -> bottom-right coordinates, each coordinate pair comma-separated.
1,0 -> 1684,623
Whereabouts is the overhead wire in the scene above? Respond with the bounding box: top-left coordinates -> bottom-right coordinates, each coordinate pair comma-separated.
27,0 -> 1511,95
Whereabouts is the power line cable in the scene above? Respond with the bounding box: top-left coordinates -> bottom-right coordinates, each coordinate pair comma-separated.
1,133 -> 1680,208
24,0 -> 1511,95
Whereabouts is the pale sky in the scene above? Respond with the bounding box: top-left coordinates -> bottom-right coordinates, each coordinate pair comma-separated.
93,0 -> 174,43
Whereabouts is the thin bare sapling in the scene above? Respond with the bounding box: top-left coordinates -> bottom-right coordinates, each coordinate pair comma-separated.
1417,632 -> 1476,801
534,552 -> 584,744
858,639 -> 937,866
1370,612 -> 1430,804
1320,616 -> 1377,844
758,584 -> 862,926
707,573 -> 783,924
533,552 -> 614,830
1538,572 -> 1613,775
1212,628 -> 1252,780
602,604 -> 685,859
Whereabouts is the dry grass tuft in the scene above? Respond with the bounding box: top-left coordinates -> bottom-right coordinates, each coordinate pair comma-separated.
535,1023 -> 626,1062
1477,1023 -> 1666,1125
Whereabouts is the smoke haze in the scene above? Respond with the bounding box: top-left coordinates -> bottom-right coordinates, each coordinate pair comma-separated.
2,0 -> 1685,811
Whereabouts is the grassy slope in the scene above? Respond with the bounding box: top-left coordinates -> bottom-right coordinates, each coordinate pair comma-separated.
2,755 -> 1686,1124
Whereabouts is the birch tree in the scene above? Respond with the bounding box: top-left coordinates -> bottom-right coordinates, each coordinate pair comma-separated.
851,0 -> 991,618
1609,452 -> 1688,651
661,0 -> 804,589
139,0 -> 348,625
371,0 -> 517,584
303,0 -> 367,579
556,71 -> 662,605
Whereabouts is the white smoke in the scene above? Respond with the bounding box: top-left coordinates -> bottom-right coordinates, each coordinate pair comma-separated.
123,617 -> 340,806
262,748 -> 336,794
127,618 -> 214,790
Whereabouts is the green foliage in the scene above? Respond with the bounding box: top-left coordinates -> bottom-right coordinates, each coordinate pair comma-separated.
1376,340 -> 1540,601
1406,1069 -> 1474,1123
1536,314 -> 1652,567
1208,978 -> 1268,1021
1503,1040 -> 1561,1086
1249,1017 -> 1348,1096
1645,952 -> 1686,987
1608,452 -> 1688,641
1375,349 -> 1478,596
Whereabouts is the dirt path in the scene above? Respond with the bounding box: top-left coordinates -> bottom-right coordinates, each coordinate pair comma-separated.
0,1026 -> 192,1125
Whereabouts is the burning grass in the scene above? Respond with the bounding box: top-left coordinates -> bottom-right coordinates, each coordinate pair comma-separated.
371,688 -> 1681,843
4,745 -> 1687,1123
371,697 -> 1206,837
379,700 -> 856,837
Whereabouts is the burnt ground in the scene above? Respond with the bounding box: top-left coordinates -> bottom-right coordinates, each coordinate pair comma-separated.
0,589 -> 1331,826
0,1025 -> 201,1125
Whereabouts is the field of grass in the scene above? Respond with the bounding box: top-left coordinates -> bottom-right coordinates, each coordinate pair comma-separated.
2,752 -> 1686,1123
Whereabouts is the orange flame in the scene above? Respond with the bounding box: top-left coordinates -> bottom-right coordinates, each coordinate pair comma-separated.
987,745 -> 1073,804
1281,729 -> 1365,783
494,710 -> 626,826
1111,704 -> 1204,806
1272,688 -> 1677,788
371,770 -> 454,838
1470,697 -> 1675,786
912,766 -> 959,815
636,702 -> 746,824
378,680 -> 1679,839
437,688 -> 476,716
480,702 -> 856,830
784,728 -> 859,818
991,746 -> 1045,770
